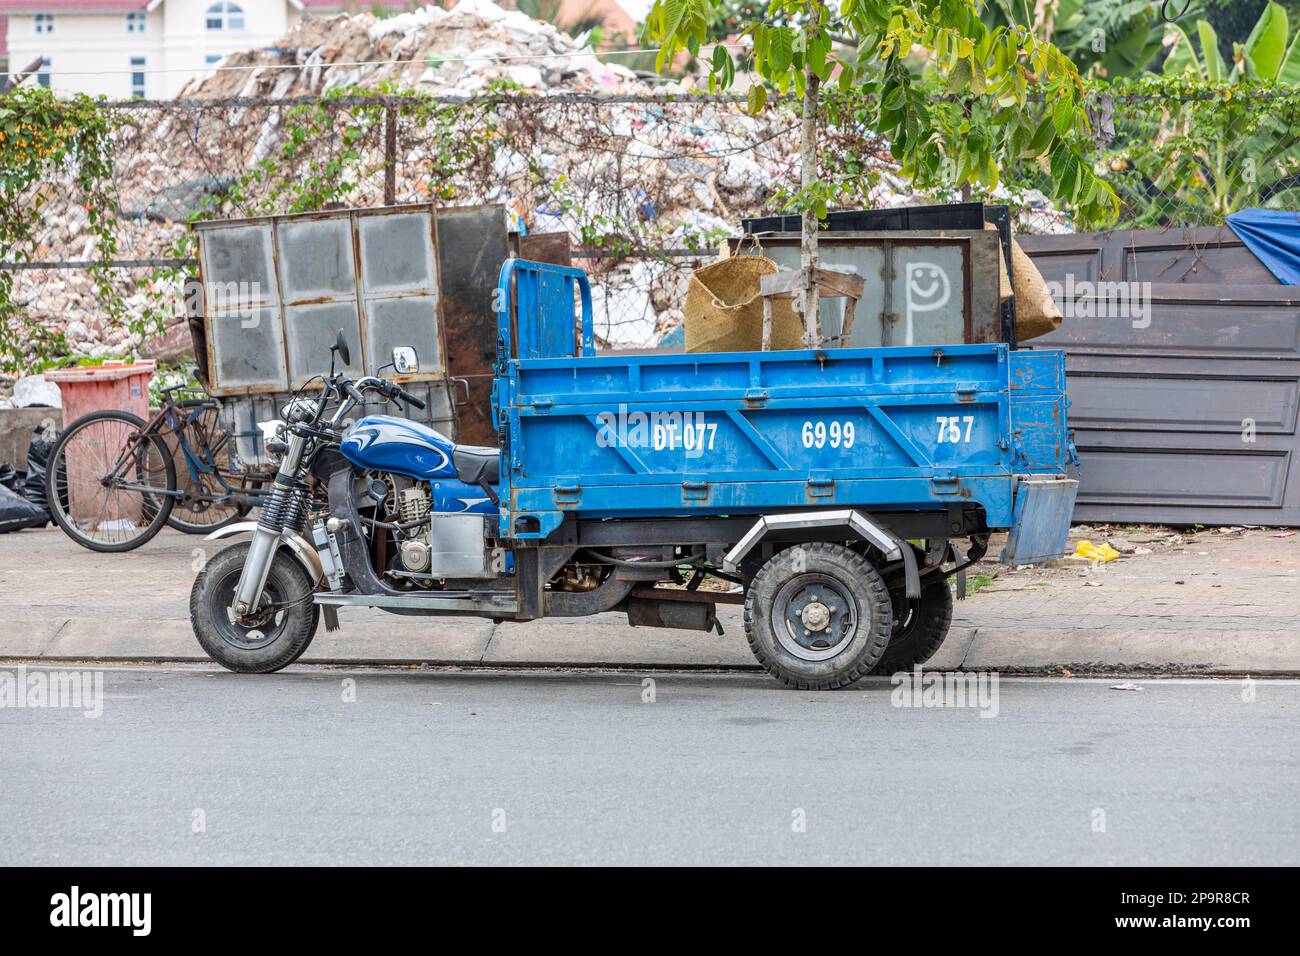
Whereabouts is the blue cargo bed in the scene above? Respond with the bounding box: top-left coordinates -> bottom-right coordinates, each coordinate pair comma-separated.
494,259 -> 1077,560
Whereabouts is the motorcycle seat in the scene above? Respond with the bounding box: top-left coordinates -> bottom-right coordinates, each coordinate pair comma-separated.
452,445 -> 500,486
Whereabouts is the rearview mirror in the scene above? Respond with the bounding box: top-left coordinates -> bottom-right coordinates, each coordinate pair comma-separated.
392,346 -> 418,374
334,329 -> 351,367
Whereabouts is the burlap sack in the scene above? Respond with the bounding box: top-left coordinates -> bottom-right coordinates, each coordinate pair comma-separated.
982,222 -> 1061,342
1011,238 -> 1062,342
684,255 -> 803,352
985,221 -> 1013,303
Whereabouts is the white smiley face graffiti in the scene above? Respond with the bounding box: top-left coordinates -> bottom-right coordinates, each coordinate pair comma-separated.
904,262 -> 953,345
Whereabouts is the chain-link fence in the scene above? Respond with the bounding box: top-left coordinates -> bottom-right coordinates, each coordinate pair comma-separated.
3,87 -> 1298,379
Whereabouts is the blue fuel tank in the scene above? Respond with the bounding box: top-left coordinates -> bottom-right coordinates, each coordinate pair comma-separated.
338,415 -> 498,515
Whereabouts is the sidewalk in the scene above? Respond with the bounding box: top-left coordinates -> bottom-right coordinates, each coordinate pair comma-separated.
1,525 -> 1295,673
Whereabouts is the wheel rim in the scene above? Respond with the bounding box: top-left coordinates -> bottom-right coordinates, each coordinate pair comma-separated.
891,595 -> 916,637
208,562 -> 289,651
51,418 -> 169,548
773,573 -> 859,662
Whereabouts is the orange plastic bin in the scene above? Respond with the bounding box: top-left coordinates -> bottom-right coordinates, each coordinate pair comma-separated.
45,360 -> 156,430
44,361 -> 157,530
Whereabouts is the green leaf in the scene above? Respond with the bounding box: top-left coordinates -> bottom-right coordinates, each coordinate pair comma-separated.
1050,143 -> 1080,202
1077,170 -> 1097,207
1244,1 -> 1289,81
1280,31 -> 1300,86
768,26 -> 794,74
1027,112 -> 1056,155
660,0 -> 688,42
808,31 -> 832,81
1052,95 -> 1074,138
946,57 -> 972,92
1007,122 -> 1025,161
980,153 -> 999,190
747,83 -> 767,115
1163,22 -> 1201,77
1197,21 -> 1226,83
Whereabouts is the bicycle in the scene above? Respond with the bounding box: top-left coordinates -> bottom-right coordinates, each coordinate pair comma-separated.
46,381 -> 271,552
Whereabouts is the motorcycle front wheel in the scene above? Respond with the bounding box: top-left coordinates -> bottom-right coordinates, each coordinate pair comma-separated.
190,541 -> 320,673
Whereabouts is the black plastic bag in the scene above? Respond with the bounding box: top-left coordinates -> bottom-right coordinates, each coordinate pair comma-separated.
0,484 -> 47,534
0,464 -> 21,492
22,426 -> 56,512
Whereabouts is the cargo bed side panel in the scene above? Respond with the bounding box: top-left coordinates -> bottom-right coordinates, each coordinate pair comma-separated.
501,344 -> 1060,539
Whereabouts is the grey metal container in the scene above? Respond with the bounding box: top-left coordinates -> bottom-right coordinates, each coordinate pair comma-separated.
727,230 -> 1004,347
188,203 -> 482,470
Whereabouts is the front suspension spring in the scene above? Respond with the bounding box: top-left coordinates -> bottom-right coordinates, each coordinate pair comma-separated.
280,488 -> 308,535
257,484 -> 290,534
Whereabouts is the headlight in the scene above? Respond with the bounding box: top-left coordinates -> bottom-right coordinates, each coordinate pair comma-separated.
257,419 -> 288,461
283,398 -> 316,424
264,434 -> 289,459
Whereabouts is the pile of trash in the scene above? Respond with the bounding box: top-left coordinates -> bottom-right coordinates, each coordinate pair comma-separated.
6,0 -> 1069,366
179,0 -> 646,99
0,422 -> 57,535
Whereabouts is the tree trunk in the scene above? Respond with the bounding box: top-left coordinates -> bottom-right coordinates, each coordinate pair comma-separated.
800,6 -> 821,346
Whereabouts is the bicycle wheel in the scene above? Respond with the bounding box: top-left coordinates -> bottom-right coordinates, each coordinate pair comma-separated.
166,401 -> 243,534
46,410 -> 176,552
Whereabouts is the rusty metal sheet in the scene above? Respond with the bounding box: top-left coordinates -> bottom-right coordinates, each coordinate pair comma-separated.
438,205 -> 511,447
513,231 -> 573,267
192,204 -> 461,464
1023,230 -> 1300,526
354,207 -> 445,382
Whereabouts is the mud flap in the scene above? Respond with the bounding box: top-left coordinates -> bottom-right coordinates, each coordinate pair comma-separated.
999,477 -> 1078,565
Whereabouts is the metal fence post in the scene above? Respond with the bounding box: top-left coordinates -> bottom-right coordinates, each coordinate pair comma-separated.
384,104 -> 397,206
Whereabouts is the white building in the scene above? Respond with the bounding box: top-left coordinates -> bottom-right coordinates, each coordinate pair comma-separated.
0,1 -> 413,98
0,16 -> 9,85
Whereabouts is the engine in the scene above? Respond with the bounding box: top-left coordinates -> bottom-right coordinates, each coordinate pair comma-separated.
370,474 -> 495,583
396,484 -> 432,573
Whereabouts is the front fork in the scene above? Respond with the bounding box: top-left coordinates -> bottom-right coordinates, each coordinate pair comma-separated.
233,525 -> 281,619
232,433 -> 309,620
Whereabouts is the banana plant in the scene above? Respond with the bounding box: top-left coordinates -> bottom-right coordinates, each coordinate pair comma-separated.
985,0 -> 1182,78
1141,0 -> 1300,217
1163,0 -> 1300,82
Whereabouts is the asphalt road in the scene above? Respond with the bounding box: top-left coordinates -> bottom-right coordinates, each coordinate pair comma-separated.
1,665 -> 1295,866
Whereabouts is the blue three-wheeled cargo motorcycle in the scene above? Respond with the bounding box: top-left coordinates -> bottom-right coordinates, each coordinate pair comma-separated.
190,259 -> 1078,688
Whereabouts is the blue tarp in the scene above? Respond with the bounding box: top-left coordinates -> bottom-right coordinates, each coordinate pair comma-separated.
1226,209 -> 1300,285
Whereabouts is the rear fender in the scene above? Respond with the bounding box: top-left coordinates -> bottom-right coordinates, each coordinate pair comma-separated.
722,509 -> 921,598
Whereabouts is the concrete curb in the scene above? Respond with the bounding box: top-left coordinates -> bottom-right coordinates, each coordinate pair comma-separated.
4,625 -> 1297,676
3,527 -> 1296,676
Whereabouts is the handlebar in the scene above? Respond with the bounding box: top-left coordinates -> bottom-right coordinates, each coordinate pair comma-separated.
327,374 -> 426,424
391,385 -> 426,410
356,375 -> 427,411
